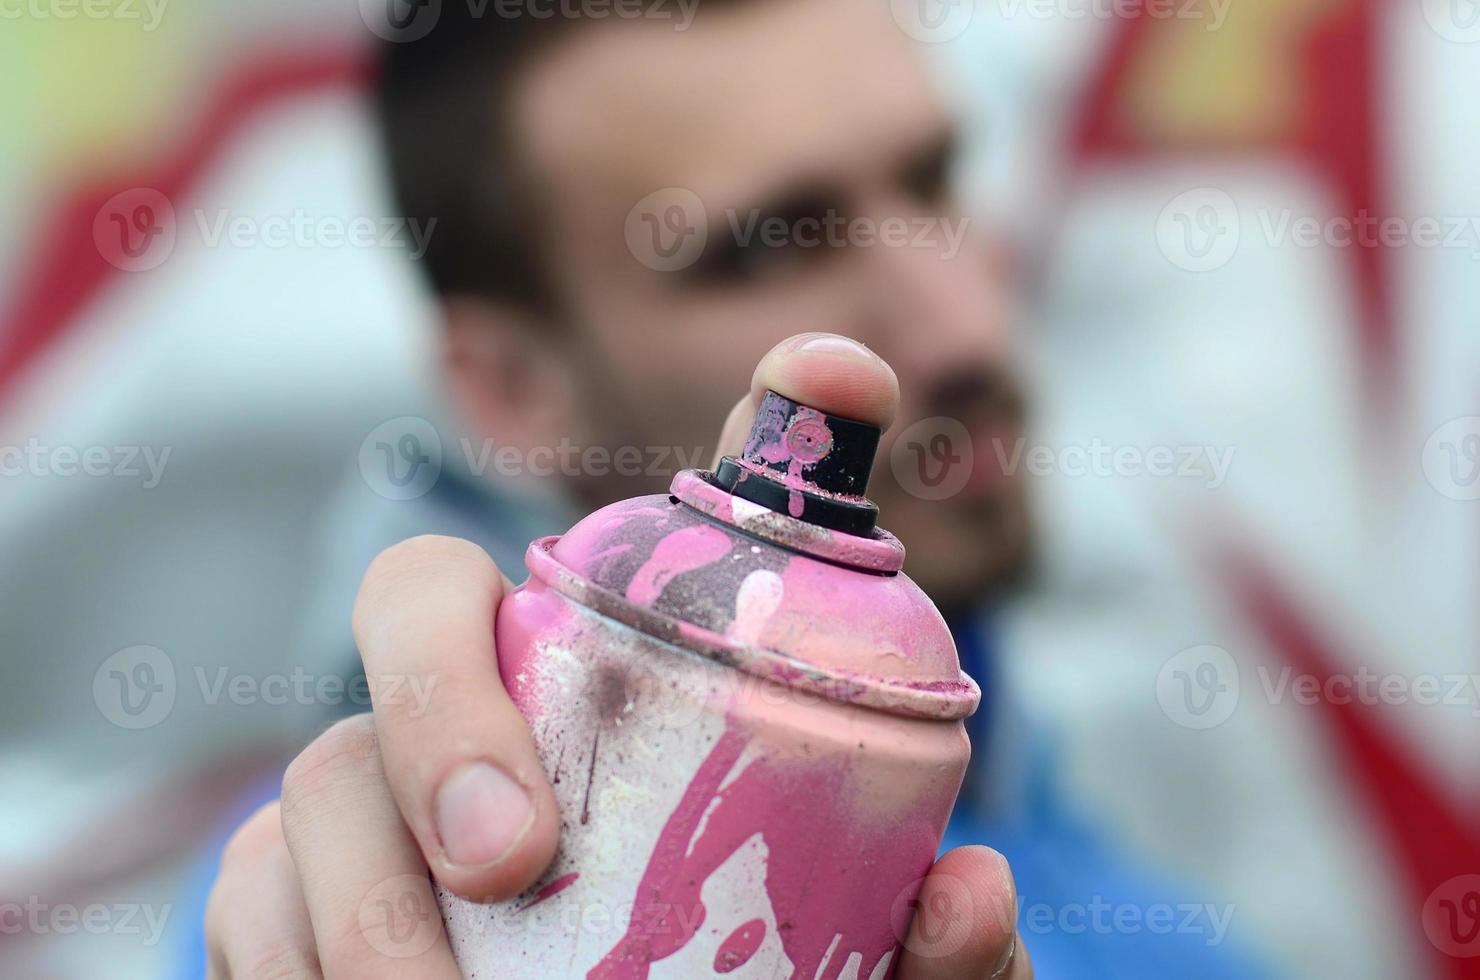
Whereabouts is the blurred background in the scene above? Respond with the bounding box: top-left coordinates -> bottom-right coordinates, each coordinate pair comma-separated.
4,0 -> 1479,978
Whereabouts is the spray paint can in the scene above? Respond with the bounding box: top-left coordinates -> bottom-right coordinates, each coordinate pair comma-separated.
437,390 -> 980,979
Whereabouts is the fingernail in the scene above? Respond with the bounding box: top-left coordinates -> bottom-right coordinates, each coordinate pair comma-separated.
435,763 -> 533,867
991,931 -> 1018,978
792,333 -> 878,358
984,848 -> 1019,973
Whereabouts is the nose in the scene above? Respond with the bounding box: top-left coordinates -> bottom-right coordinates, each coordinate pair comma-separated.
850,198 -> 1013,418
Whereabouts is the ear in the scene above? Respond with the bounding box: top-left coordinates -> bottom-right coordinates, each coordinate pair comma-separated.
440,297 -> 580,452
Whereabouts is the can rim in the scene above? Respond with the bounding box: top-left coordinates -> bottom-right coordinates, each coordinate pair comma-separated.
669,469 -> 906,572
524,535 -> 980,721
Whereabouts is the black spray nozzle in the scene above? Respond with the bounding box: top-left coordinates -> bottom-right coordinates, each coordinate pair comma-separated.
713,390 -> 881,535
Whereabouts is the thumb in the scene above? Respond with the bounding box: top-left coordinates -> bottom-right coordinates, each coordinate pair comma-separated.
711,332 -> 899,467
897,846 -> 1028,980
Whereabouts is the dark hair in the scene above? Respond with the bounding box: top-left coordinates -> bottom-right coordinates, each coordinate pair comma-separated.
375,12 -> 574,311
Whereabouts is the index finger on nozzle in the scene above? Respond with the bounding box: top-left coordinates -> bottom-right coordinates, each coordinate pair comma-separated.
752,333 -> 899,430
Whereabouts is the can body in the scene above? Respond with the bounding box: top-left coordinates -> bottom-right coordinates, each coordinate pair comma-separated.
437,471 -> 977,980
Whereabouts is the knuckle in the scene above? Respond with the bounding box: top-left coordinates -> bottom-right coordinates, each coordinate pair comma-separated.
203,877 -> 233,947
236,940 -> 320,980
319,914 -> 390,978
363,672 -> 440,727
219,801 -> 286,873
205,807 -> 316,980
361,536 -> 495,601
281,715 -> 382,817
319,909 -> 434,980
352,536 -> 503,645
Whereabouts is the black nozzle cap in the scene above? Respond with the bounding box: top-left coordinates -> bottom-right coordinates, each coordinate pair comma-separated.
713,390 -> 881,535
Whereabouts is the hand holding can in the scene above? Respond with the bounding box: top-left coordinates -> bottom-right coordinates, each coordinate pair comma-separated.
203,334 -> 1029,980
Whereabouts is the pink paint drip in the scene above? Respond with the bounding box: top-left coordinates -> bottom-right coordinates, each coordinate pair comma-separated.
726,570 -> 784,647
625,525 -> 732,607
587,720 -> 935,980
744,403 -> 829,502
743,397 -> 793,465
517,872 -> 581,912
714,919 -> 766,973
740,404 -> 836,519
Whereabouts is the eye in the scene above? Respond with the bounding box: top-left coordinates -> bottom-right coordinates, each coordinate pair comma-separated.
685,194 -> 844,285
690,231 -> 813,283
898,133 -> 956,205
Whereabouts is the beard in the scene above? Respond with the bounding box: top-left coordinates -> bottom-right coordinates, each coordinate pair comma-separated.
877,362 -> 1034,614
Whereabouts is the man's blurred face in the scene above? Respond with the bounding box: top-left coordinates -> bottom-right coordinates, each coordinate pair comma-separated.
507,0 -> 1028,609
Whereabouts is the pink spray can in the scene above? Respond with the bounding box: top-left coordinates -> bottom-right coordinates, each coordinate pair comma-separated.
437,390 -> 981,979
